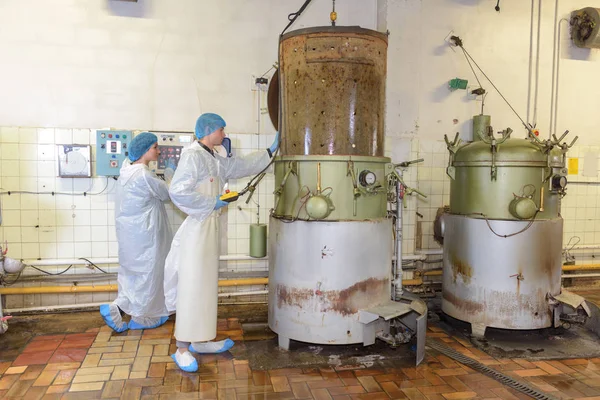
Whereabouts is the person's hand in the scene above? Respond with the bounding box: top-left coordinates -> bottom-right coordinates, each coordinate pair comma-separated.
269,131 -> 280,154
214,195 -> 228,210
166,157 -> 177,171
164,158 -> 177,184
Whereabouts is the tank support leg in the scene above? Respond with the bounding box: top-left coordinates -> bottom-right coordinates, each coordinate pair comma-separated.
278,335 -> 290,350
471,323 -> 487,338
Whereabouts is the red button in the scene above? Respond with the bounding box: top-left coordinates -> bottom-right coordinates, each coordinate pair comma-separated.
108,134 -> 113,138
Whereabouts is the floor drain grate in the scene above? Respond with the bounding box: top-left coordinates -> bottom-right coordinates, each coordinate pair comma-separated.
426,338 -> 559,400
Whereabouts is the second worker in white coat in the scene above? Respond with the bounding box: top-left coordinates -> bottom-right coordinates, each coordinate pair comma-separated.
165,113 -> 279,372
100,132 -> 172,333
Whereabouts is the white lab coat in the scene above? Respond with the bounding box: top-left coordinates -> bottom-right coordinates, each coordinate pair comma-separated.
114,161 -> 172,320
164,142 -> 270,342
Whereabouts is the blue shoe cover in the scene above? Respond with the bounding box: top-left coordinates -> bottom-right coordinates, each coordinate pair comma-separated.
171,352 -> 198,373
189,338 -> 235,354
99,304 -> 128,333
128,316 -> 168,330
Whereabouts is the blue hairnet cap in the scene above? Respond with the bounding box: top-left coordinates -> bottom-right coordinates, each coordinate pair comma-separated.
129,132 -> 158,162
195,113 -> 226,139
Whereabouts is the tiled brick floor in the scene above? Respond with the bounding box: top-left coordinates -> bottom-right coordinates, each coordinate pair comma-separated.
1,317 -> 600,399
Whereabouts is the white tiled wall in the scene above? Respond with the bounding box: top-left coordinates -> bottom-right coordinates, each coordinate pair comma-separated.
414,140 -> 450,252
0,126 -> 275,309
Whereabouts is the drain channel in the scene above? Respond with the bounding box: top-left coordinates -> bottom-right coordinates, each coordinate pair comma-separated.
426,338 -> 559,400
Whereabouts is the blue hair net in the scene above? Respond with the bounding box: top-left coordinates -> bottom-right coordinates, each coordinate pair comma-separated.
195,113 -> 226,139
129,132 -> 158,162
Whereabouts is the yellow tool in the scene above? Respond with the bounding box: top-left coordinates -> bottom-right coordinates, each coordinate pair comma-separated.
220,183 -> 239,203
220,191 -> 239,202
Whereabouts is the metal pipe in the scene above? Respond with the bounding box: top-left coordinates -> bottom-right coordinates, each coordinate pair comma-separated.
417,249 -> 443,255
549,0 -> 560,137
218,290 -> 268,297
0,275 -> 429,296
0,285 -> 118,295
562,264 -> 600,271
393,179 -> 403,300
19,250 -> 450,269
5,302 -> 107,314
395,254 -> 427,261
0,295 -> 5,334
22,254 -> 267,267
17,270 -> 272,282
533,0 -> 542,126
526,0 -> 535,123
0,278 -> 270,295
403,278 -> 423,286
220,255 -> 266,261
3,290 -> 269,314
22,258 -> 117,267
409,266 -> 600,275
219,278 -> 268,287
568,245 -> 600,250
18,273 -> 118,281
427,244 -> 600,252
553,18 -> 569,138
410,244 -> 600,255
562,273 -> 600,279
19,253 -> 434,281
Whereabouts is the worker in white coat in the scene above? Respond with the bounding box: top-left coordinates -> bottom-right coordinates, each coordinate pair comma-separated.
165,113 -> 278,372
100,132 -> 172,332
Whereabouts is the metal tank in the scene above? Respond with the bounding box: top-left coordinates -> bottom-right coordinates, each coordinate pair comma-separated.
268,26 -> 426,358
436,115 -> 577,337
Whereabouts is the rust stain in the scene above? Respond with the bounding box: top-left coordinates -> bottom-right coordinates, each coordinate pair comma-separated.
450,254 -> 472,284
275,277 -> 388,316
329,278 -> 388,316
276,285 -> 313,309
443,286 -> 551,330
442,290 -> 484,313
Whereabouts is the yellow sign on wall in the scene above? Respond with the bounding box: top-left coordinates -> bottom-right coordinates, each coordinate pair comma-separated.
568,158 -> 579,175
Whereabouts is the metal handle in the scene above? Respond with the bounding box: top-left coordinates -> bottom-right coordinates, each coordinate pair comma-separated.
317,162 -> 321,193
566,136 -> 578,148
444,132 -> 460,148
394,158 -> 424,168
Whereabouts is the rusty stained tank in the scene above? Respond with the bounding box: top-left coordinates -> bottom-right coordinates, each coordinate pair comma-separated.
268,26 -> 400,350
278,26 -> 388,156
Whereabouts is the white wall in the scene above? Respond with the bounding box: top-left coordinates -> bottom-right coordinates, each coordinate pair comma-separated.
0,0 -> 377,131
386,0 -> 600,143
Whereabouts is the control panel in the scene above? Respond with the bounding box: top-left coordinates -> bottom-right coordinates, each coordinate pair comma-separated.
150,131 -> 195,174
96,130 -> 132,176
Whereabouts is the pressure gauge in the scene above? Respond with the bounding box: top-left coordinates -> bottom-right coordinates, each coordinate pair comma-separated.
552,175 -> 567,190
359,170 -> 376,187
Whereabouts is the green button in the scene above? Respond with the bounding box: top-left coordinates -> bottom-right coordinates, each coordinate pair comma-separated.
123,135 -> 127,139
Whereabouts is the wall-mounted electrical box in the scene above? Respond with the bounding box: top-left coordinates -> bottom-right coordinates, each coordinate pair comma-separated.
96,130 -> 133,176
149,131 -> 195,175
147,132 -> 233,175
57,145 -> 92,178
